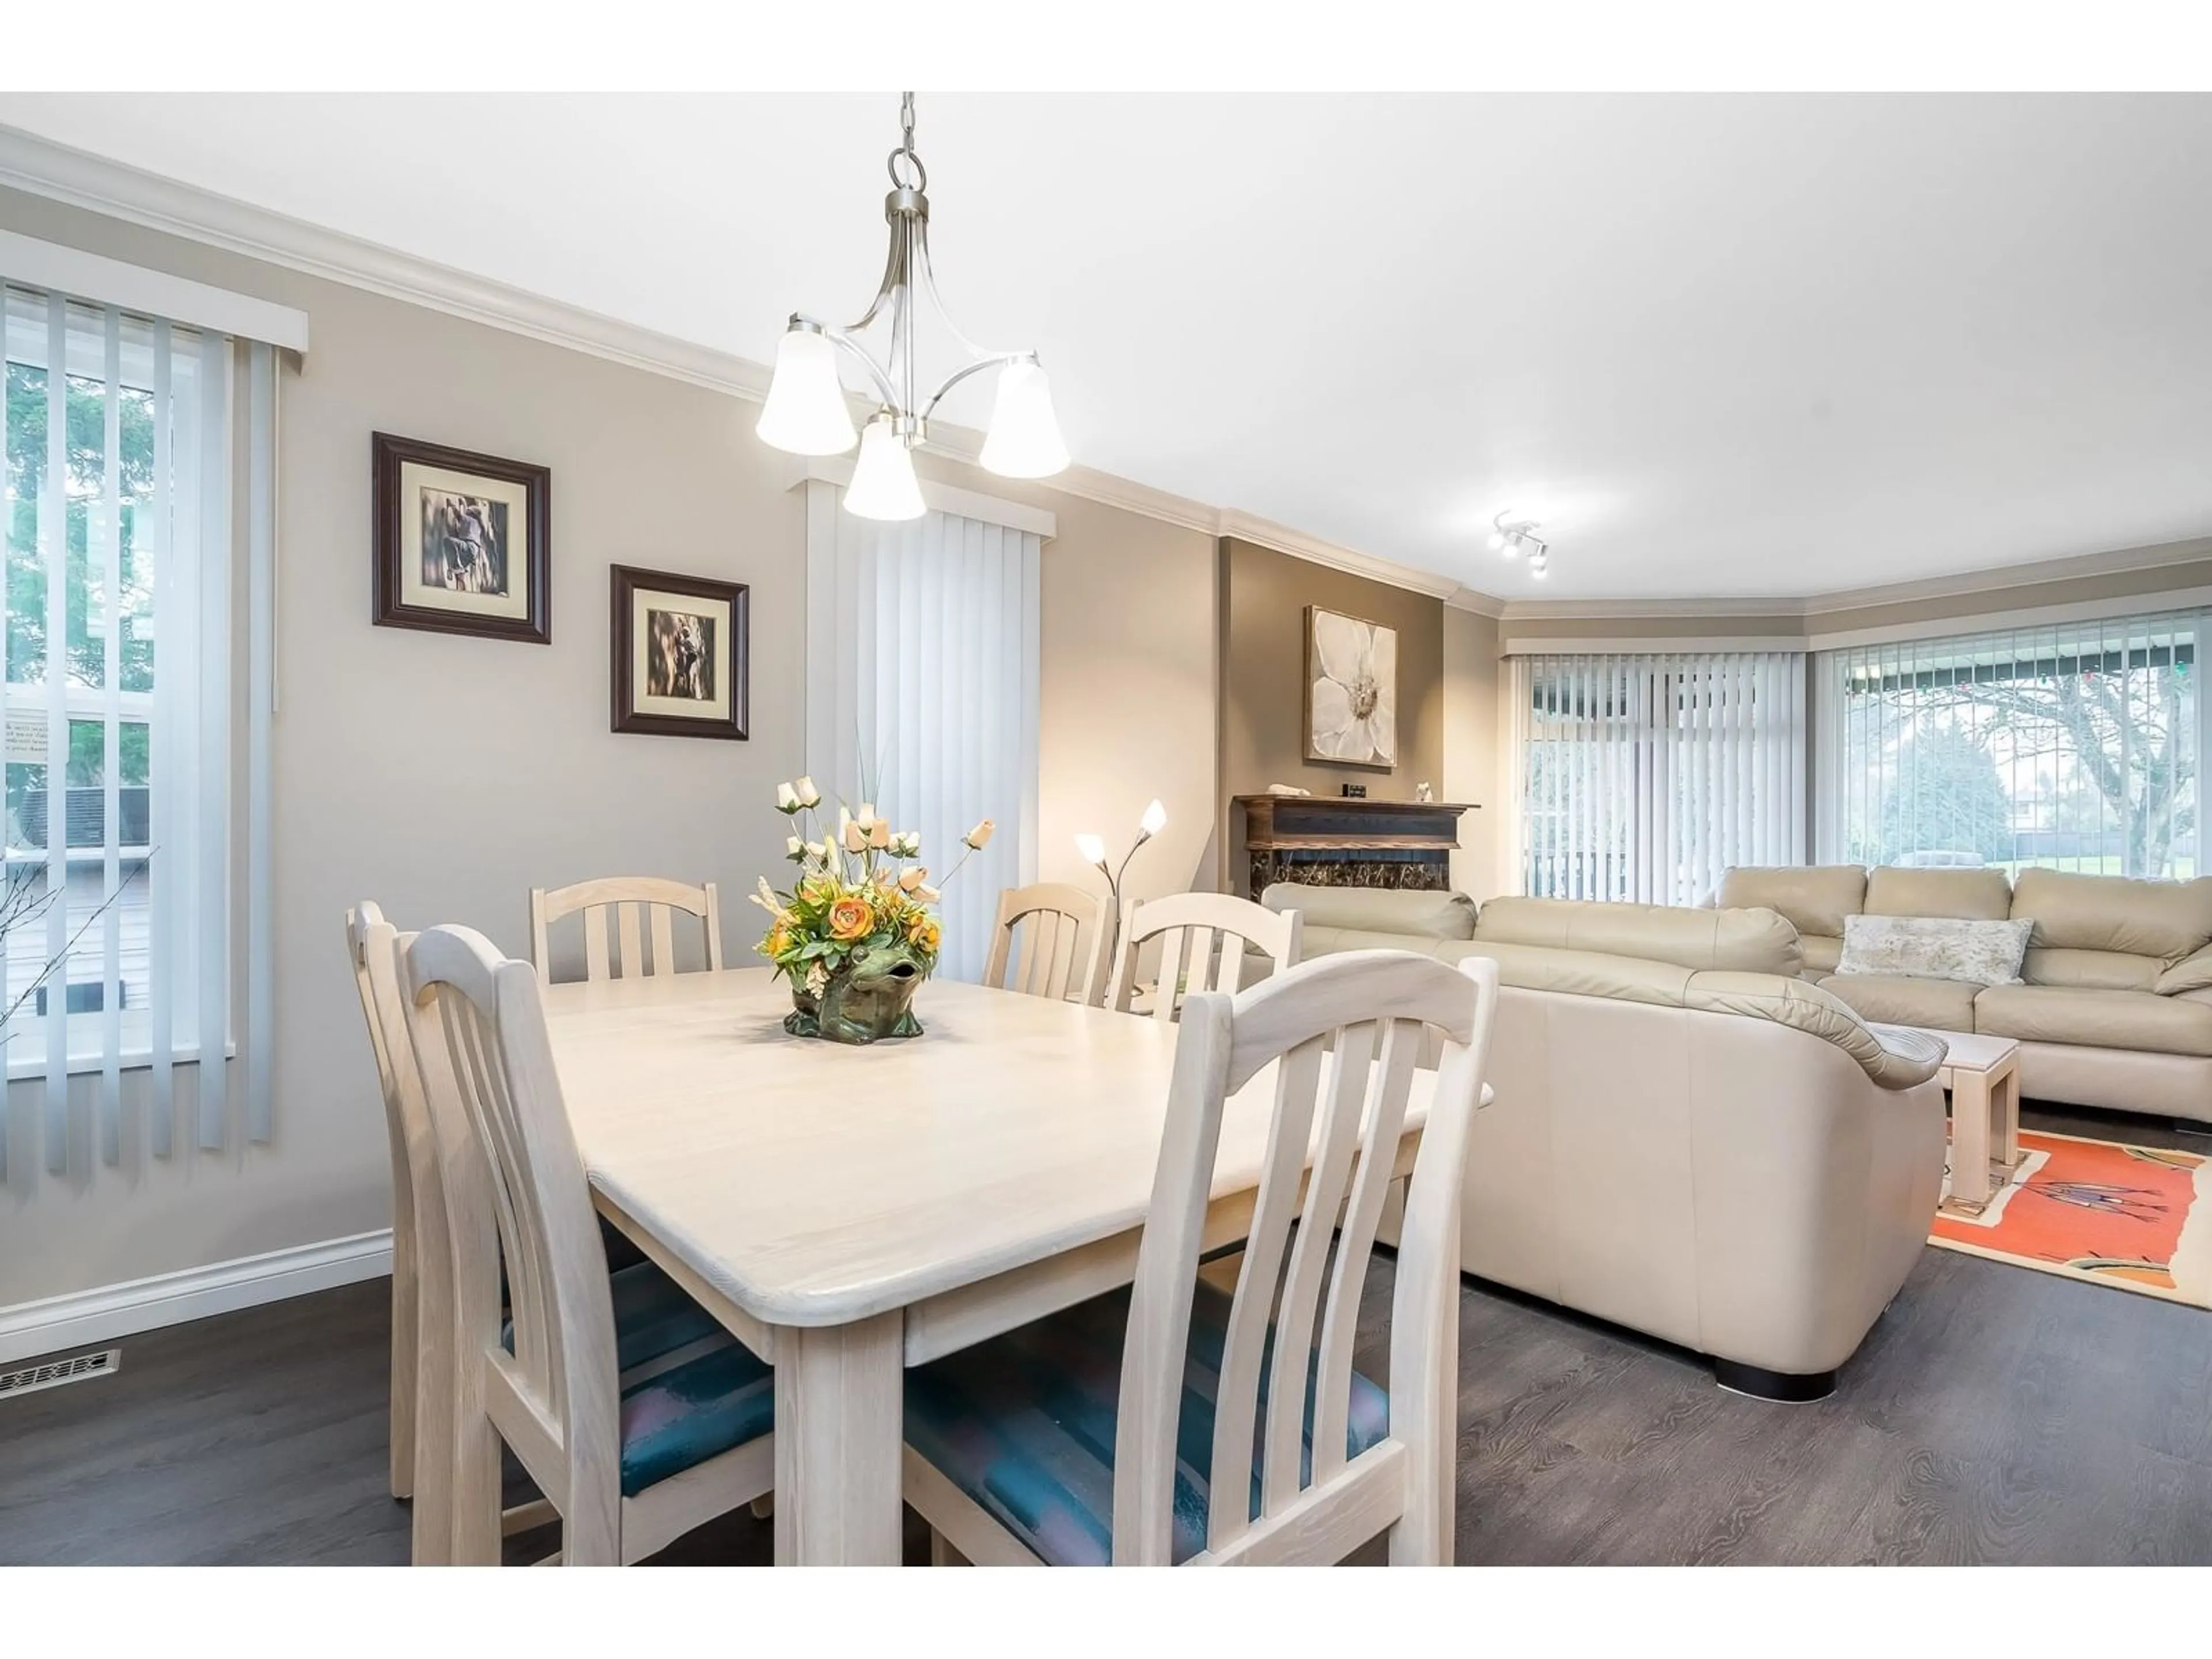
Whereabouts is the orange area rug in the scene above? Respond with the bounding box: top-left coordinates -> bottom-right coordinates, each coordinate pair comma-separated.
1931,1129 -> 2210,1308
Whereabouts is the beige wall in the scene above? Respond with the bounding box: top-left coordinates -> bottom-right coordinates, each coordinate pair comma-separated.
1216,537 -> 1444,892
1442,607 -> 1502,899
0,185 -> 1211,1308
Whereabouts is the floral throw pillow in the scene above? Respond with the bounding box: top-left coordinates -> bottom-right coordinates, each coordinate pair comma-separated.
1837,915 -> 2033,986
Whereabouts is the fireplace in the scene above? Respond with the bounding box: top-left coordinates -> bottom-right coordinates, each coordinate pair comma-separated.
1234,794 -> 1475,896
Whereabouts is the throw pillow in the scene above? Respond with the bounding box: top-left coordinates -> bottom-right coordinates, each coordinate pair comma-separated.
1838,914 -> 2032,986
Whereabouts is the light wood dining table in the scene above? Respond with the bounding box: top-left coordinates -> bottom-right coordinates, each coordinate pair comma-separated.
541,964 -> 1439,1566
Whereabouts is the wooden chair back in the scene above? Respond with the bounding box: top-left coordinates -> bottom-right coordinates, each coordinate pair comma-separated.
1104,891 -> 1303,1021
349,904 -> 459,1563
981,882 -> 1112,1006
528,876 -> 724,985
399,923 -> 625,1561
1111,948 -> 1499,1566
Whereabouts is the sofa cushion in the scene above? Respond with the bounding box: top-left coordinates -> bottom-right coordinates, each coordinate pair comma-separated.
1799,934 -> 1842,976
1837,915 -> 2031,986
1716,865 -> 1867,940
2024,947 -> 2162,993
1973,983 -> 2212,1058
1817,972 -> 1980,1033
2009,867 -> 2212,960
1864,866 -> 2013,921
1472,897 -> 1802,976
1257,882 -> 1476,940
2156,945 -> 2212,997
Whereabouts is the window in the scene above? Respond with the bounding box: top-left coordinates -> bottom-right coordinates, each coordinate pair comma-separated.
1509,652 -> 1807,905
1818,613 -> 2200,879
805,487 -> 1043,982
1,268 -> 278,1180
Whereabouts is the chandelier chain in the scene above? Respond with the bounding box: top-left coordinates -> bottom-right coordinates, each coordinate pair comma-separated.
889,89 -> 926,191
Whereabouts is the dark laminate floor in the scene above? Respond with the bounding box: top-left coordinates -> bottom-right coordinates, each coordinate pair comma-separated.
3,1101 -> 2207,1566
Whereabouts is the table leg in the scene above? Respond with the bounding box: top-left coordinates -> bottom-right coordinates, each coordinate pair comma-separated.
772,1310 -> 905,1565
1946,1071 -> 1994,1214
1993,1061 -> 2023,1172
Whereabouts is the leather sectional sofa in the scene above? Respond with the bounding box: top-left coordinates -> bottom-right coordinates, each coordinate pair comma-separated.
1717,865 -> 2212,1127
1260,883 -> 1948,1399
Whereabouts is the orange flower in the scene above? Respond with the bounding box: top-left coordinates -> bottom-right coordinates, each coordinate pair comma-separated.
907,913 -> 941,955
827,895 -> 875,942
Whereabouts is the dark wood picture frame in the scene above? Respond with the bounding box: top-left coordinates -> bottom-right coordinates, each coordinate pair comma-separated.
372,431 -> 552,644
610,564 -> 750,741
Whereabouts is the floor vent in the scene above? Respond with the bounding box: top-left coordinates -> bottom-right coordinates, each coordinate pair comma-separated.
0,1348 -> 122,1402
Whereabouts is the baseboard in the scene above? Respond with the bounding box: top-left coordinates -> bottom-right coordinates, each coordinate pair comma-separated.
0,1229 -> 393,1366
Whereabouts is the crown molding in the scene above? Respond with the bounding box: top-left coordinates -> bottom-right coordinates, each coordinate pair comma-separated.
1217,510 -> 1466,599
1794,533 -> 2212,616
1496,594 -> 1802,623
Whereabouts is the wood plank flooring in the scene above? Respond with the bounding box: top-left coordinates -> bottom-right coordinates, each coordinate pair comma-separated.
2,1102 -> 2207,1566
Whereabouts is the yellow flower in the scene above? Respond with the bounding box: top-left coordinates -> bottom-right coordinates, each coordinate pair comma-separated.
764,921 -> 792,959
907,913 -> 941,954
827,895 -> 875,942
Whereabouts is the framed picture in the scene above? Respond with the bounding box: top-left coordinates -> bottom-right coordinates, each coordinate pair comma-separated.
610,565 -> 749,740
1304,604 -> 1397,769
372,433 -> 551,644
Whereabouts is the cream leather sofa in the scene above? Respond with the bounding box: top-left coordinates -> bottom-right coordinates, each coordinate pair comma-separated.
1261,884 -> 1948,1399
1718,865 -> 2212,1126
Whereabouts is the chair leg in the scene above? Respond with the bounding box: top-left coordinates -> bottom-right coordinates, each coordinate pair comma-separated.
448,1399 -> 504,1566
389,1234 -> 418,1500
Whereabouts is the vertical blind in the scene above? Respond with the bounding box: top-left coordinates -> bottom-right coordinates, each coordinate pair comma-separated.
1816,612 -> 2202,879
809,496 -> 1041,983
0,279 -> 275,1182
1508,652 -> 1808,906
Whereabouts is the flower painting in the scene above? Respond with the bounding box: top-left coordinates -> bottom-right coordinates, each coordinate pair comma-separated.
1305,606 -> 1397,768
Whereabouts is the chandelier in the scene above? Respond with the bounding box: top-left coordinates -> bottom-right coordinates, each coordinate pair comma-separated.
754,92 -> 1070,520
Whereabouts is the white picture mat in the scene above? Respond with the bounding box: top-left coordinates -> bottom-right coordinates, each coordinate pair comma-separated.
631,586 -> 733,720
397,460 -> 531,620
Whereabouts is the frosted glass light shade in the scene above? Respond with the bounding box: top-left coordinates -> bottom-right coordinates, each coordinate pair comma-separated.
978,360 -> 1070,478
1139,799 -> 1168,836
756,329 -> 858,456
844,419 -> 926,521
1075,832 -> 1107,866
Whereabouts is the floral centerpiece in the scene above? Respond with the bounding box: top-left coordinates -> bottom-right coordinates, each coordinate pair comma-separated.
751,775 -> 993,1044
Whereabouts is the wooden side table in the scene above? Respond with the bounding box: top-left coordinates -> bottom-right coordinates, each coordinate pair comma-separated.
1931,1029 -> 2023,1215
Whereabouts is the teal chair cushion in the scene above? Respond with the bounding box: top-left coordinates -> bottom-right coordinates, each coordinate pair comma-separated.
619,1342 -> 775,1497
903,1279 -> 1391,1566
502,1260 -> 726,1374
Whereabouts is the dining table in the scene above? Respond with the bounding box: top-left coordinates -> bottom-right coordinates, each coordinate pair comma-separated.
541,964 -> 1438,1566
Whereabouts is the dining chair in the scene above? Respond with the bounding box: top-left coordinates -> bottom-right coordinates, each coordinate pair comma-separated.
1103,891 -> 1304,1021
901,948 -> 1500,1566
982,882 -> 1112,1006
394,923 -> 775,1565
528,876 -> 724,986
353,908 -> 748,1562
346,902 -> 430,1505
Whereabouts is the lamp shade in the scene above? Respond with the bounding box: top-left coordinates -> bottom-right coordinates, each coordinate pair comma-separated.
757,329 -> 858,456
978,360 -> 1070,478
1075,832 -> 1107,866
1139,799 -> 1168,836
844,418 -> 927,521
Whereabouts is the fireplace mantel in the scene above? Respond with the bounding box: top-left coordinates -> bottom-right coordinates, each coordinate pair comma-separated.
1233,794 -> 1476,895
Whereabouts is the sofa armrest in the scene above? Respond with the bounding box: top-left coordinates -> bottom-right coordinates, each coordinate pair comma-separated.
2156,944 -> 2212,995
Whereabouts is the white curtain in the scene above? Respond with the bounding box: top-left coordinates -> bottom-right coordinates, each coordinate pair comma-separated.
1816,612 -> 2202,878
1509,651 -> 1807,906
0,280 -> 275,1183
808,491 -> 1041,983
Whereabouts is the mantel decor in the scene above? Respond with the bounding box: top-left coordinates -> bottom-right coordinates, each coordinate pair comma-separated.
752,777 -> 994,1044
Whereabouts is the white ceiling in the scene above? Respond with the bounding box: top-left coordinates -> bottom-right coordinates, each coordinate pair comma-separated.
8,92 -> 2212,601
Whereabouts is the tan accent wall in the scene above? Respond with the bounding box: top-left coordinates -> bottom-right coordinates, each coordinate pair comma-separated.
0,184 -> 1211,1309
1216,536 -> 1444,892
1443,606 -> 1503,899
